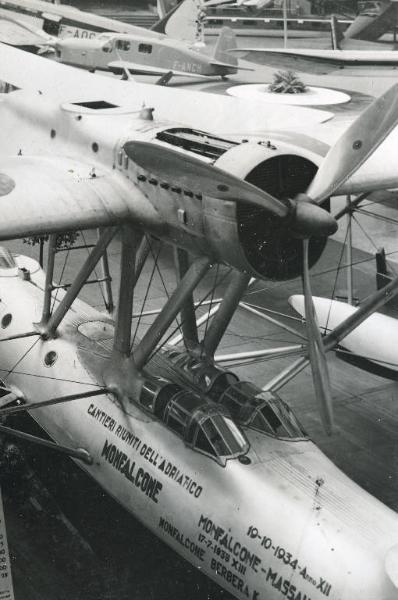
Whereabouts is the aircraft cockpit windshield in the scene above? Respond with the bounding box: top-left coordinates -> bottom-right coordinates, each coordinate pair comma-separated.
138,378 -> 249,465
102,40 -> 113,53
219,381 -> 307,440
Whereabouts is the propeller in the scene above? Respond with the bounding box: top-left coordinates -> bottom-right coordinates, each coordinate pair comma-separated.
304,82 -> 398,205
291,83 -> 398,434
124,141 -> 337,238
127,84 -> 398,434
302,239 -> 334,434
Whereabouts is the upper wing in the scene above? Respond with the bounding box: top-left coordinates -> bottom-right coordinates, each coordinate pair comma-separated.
0,15 -> 54,48
0,43 -> 333,134
0,156 -> 135,240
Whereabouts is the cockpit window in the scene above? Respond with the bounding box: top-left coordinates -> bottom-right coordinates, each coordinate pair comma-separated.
102,42 -> 113,53
193,414 -> 248,462
138,378 -> 249,465
219,381 -> 307,440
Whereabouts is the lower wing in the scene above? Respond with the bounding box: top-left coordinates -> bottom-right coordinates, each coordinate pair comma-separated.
0,156 -> 137,240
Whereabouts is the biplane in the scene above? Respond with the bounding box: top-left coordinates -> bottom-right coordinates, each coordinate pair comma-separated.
0,42 -> 397,600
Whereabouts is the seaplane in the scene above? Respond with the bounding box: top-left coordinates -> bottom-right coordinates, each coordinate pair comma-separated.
0,42 -> 397,600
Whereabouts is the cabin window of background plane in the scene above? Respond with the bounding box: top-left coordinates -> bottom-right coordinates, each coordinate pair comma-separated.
116,40 -> 131,52
138,43 -> 153,54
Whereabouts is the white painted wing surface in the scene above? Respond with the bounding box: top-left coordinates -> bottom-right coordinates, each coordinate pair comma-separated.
0,18 -> 46,46
0,156 -> 135,240
0,42 -> 334,134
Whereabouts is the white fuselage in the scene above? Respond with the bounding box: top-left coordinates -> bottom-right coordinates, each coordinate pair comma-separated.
55,33 -> 236,77
0,44 -> 397,599
0,256 -> 397,600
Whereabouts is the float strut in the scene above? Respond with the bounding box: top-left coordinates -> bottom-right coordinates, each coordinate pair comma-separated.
133,257 -> 211,369
174,248 -> 199,351
113,226 -> 142,358
202,271 -> 250,357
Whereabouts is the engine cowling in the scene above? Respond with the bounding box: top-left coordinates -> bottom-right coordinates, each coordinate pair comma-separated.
205,141 -> 330,281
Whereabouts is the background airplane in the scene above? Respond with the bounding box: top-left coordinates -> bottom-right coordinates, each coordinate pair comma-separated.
52,25 -> 242,79
233,15 -> 398,75
0,0 -> 200,47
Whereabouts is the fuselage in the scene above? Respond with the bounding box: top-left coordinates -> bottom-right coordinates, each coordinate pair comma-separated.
0,251 -> 397,600
54,33 -> 237,78
0,48 -> 397,599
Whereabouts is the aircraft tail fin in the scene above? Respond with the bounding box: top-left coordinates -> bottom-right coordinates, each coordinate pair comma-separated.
151,0 -> 203,43
156,0 -> 176,20
213,27 -> 238,66
330,15 -> 345,49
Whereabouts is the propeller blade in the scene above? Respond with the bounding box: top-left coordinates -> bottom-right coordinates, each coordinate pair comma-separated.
302,239 -> 334,435
306,83 -> 398,204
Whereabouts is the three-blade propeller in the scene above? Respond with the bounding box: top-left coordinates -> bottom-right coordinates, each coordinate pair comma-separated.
291,82 -> 398,434
127,83 -> 398,434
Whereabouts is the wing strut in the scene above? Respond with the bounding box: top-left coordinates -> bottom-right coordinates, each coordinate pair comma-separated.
38,227 -> 118,339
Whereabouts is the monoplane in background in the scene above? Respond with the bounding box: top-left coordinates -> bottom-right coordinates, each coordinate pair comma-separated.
52,26 -> 242,80
0,42 -> 397,600
233,15 -> 398,74
0,0 -> 244,80
0,0 -> 199,48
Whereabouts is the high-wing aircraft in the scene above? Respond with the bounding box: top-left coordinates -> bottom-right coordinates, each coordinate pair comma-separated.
51,26 -> 241,79
0,43 -> 398,600
0,0 -> 199,47
0,0 -> 243,80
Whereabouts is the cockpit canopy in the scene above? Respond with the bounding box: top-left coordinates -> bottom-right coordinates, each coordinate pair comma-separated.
138,378 -> 249,466
219,381 -> 306,440
162,349 -> 307,440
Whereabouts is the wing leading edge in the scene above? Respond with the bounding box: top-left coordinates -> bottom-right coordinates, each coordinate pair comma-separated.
0,156 -> 153,240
